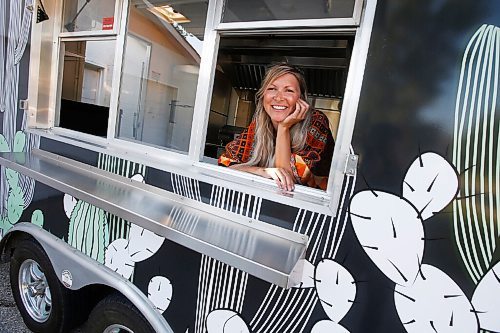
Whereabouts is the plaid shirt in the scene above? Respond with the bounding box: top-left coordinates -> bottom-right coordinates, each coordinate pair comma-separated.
218,110 -> 334,190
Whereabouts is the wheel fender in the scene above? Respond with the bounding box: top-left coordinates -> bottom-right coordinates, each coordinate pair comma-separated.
0,222 -> 173,333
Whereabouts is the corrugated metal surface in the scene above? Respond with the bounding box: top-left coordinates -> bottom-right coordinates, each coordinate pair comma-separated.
230,64 -> 346,98
218,36 -> 352,98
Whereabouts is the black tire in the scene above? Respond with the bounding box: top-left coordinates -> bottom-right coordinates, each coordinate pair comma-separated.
85,293 -> 155,333
9,239 -> 78,333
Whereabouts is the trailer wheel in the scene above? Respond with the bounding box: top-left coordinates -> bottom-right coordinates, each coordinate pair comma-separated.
85,293 -> 155,333
10,239 -> 77,333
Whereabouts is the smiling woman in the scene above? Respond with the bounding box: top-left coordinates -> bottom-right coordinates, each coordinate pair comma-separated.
203,33 -> 351,194
218,63 -> 335,191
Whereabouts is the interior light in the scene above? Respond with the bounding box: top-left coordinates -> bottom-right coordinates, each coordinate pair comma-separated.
149,5 -> 191,24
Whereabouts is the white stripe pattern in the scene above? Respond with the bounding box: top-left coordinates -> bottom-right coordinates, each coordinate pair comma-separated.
195,256 -> 249,333
209,185 -> 262,219
0,0 -> 37,215
194,186 -> 263,332
171,173 -> 202,202
452,24 -> 500,284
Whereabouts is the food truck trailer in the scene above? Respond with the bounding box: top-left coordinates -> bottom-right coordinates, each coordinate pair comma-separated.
0,0 -> 498,332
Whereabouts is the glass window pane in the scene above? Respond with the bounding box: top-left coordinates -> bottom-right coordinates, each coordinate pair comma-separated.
116,0 -> 208,152
221,0 -> 356,23
63,0 -> 117,33
58,40 -> 116,136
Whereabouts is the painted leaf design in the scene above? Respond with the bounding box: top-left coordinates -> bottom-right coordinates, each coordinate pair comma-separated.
0,134 -> 9,152
13,131 -> 26,152
131,173 -> 145,183
104,238 -> 135,279
311,320 -> 350,333
206,309 -> 250,333
394,264 -> 478,333
314,259 -> 356,322
148,276 -> 173,314
5,168 -> 19,188
128,223 -> 165,262
471,261 -> 500,332
350,190 -> 424,286
403,152 -> 458,220
31,209 -> 44,227
0,216 -> 12,238
7,186 -> 24,224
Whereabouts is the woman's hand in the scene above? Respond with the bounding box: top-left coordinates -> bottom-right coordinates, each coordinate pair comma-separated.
262,167 -> 296,192
279,98 -> 309,130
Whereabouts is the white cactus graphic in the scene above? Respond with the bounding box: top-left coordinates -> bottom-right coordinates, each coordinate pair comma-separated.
471,261 -> 500,332
315,258 -> 356,322
403,152 -> 458,220
148,276 -> 173,314
311,320 -> 350,333
292,259 -> 315,289
350,190 -> 424,286
394,264 -> 478,333
128,223 -> 165,262
206,309 -> 250,333
105,238 -> 135,279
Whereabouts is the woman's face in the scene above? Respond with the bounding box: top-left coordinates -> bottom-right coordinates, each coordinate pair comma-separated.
263,73 -> 301,128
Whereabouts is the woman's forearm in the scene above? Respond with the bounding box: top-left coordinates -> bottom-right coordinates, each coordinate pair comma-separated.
229,163 -> 295,191
229,164 -> 267,177
274,125 -> 292,172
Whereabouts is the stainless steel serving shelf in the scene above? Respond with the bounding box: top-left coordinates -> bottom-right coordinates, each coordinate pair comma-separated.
0,149 -> 307,288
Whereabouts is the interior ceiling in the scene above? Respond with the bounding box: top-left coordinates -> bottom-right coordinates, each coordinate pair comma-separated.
217,36 -> 353,98
132,0 -> 208,39
131,2 -> 352,98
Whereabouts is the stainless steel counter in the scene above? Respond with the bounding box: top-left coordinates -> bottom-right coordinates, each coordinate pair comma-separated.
0,149 -> 307,288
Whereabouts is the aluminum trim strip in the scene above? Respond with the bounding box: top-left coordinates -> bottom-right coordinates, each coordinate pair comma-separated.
27,127 -> 334,214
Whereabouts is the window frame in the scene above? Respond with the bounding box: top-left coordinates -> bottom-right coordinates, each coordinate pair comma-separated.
189,0 -> 375,215
27,0 -> 376,216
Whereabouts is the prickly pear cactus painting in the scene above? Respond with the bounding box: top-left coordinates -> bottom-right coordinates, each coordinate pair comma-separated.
348,151 -> 500,331
394,264 -> 478,332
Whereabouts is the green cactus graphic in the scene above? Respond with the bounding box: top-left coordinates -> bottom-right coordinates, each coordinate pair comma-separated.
68,200 -> 109,263
31,209 -> 44,228
0,131 -> 41,237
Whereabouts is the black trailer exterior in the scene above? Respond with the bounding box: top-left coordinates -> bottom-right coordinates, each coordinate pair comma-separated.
0,0 -> 498,332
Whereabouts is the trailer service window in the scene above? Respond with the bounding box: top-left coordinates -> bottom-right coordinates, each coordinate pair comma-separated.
204,35 -> 352,191
27,0 -> 368,214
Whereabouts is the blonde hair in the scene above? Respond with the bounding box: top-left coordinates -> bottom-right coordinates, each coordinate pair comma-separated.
244,63 -> 312,167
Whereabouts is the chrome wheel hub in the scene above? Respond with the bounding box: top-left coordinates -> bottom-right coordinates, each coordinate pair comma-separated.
18,259 -> 52,323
